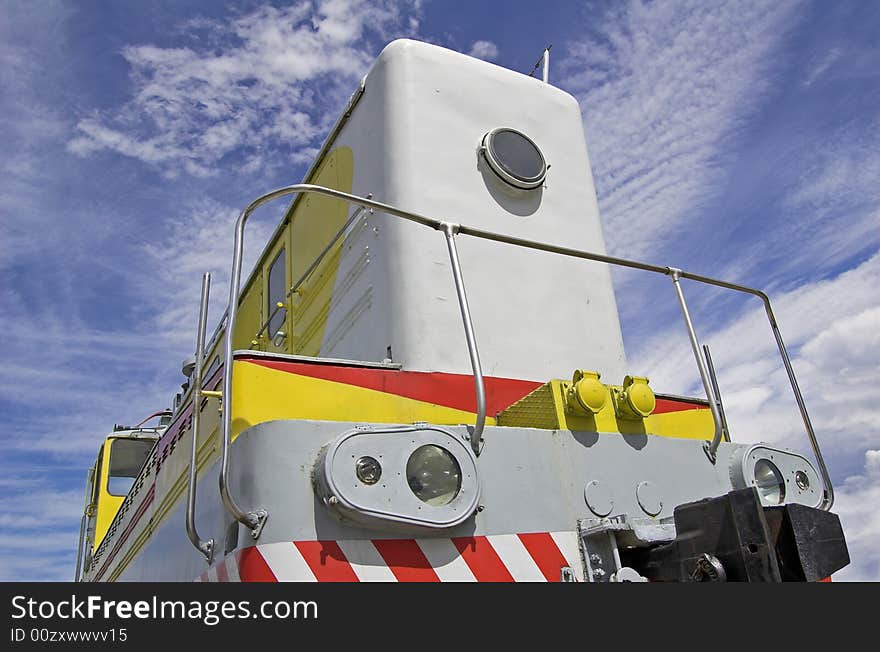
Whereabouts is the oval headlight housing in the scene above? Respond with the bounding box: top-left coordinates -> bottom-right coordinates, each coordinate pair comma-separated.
313,426 -> 480,531
754,459 -> 785,505
481,127 -> 547,190
406,444 -> 462,506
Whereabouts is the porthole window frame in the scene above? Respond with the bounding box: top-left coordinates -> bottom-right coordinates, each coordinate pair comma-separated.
480,127 -> 547,190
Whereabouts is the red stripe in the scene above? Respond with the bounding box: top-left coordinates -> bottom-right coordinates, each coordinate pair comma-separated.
372,540 -> 441,582
653,397 -> 707,415
94,485 -> 156,581
819,576 -> 832,582
236,547 -> 278,582
241,357 -> 541,415
452,536 -> 515,582
517,533 -> 569,582
214,560 -> 229,583
293,541 -> 360,582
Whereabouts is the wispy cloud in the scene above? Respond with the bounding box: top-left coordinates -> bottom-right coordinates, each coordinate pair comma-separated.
834,450 -> 880,581
803,47 -> 842,87
561,0 -> 800,259
630,250 -> 880,455
468,40 -> 499,61
67,1 -> 422,178
0,468 -> 84,581
558,1 -> 879,579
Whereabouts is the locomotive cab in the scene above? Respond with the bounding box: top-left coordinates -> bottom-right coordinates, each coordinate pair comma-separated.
76,423 -> 163,577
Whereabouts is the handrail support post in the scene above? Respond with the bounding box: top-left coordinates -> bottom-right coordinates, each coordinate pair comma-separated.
441,222 -> 487,455
186,272 -> 215,563
666,268 -> 725,463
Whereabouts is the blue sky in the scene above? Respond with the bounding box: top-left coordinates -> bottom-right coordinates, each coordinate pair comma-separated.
1,0 -> 877,581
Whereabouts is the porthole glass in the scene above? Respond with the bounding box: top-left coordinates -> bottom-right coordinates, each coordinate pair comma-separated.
481,128 -> 547,190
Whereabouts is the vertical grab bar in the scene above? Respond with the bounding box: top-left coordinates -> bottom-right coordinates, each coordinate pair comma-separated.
703,344 -> 730,443
186,273 -> 215,562
73,467 -> 94,581
667,268 -> 725,462
442,223 -> 487,455
74,514 -> 87,581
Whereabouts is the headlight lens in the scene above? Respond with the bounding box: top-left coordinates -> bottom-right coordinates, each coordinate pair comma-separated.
754,459 -> 785,504
406,445 -> 461,506
355,456 -> 382,485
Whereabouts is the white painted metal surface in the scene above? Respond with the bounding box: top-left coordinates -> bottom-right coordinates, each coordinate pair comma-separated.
324,39 -> 627,383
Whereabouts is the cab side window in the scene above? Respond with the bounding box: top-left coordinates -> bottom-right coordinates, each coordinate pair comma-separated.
107,439 -> 155,496
267,248 -> 286,337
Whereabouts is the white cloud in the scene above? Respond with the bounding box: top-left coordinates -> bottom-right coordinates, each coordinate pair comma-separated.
66,1 -> 422,178
0,469 -> 84,581
627,252 -> 880,579
559,1 -> 878,579
468,40 -> 499,61
138,198 -> 275,349
866,450 -> 880,476
803,47 -> 842,87
561,0 -> 800,258
832,450 -> 880,581
630,251 -> 880,454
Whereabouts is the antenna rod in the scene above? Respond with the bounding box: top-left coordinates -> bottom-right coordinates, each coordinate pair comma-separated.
542,46 -> 550,83
527,44 -> 553,83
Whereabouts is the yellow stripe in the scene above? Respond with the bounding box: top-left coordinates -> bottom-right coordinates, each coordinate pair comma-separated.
498,379 -> 714,440
231,360 -> 495,440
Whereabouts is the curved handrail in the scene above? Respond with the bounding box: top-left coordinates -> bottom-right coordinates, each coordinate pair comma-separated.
220,184 -> 454,536
220,184 -> 833,533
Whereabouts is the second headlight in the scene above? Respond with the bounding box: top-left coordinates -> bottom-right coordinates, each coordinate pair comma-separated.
406,445 -> 461,506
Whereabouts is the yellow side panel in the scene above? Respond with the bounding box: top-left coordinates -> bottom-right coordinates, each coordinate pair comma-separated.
291,147 -> 354,356
230,360 -> 495,440
233,270 -> 263,350
644,409 -> 715,441
94,440 -> 124,549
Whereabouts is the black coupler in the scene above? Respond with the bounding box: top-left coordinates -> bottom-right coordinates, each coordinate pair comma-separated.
626,487 -> 849,582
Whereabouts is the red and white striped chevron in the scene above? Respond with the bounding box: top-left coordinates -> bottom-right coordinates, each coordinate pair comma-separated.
195,532 -> 582,582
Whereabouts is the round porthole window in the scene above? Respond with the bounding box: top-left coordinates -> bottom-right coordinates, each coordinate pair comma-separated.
480,127 -> 547,190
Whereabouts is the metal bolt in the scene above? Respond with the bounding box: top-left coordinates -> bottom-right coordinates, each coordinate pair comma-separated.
795,470 -> 810,490
477,505 -> 485,512
327,496 -> 339,505
590,554 -> 602,565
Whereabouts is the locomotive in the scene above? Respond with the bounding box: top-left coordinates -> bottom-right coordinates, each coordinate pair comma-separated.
76,39 -> 848,582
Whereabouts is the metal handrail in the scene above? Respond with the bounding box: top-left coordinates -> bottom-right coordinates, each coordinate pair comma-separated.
250,202 -> 371,348
74,466 -> 95,582
703,344 -> 731,443
443,223 -> 486,455
669,267 -> 725,462
185,273 -> 215,562
220,184 -> 833,530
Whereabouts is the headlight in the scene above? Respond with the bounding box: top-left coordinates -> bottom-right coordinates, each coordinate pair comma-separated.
355,456 -> 382,485
728,444 -> 822,508
313,425 -> 480,531
406,445 -> 461,506
753,459 -> 785,505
